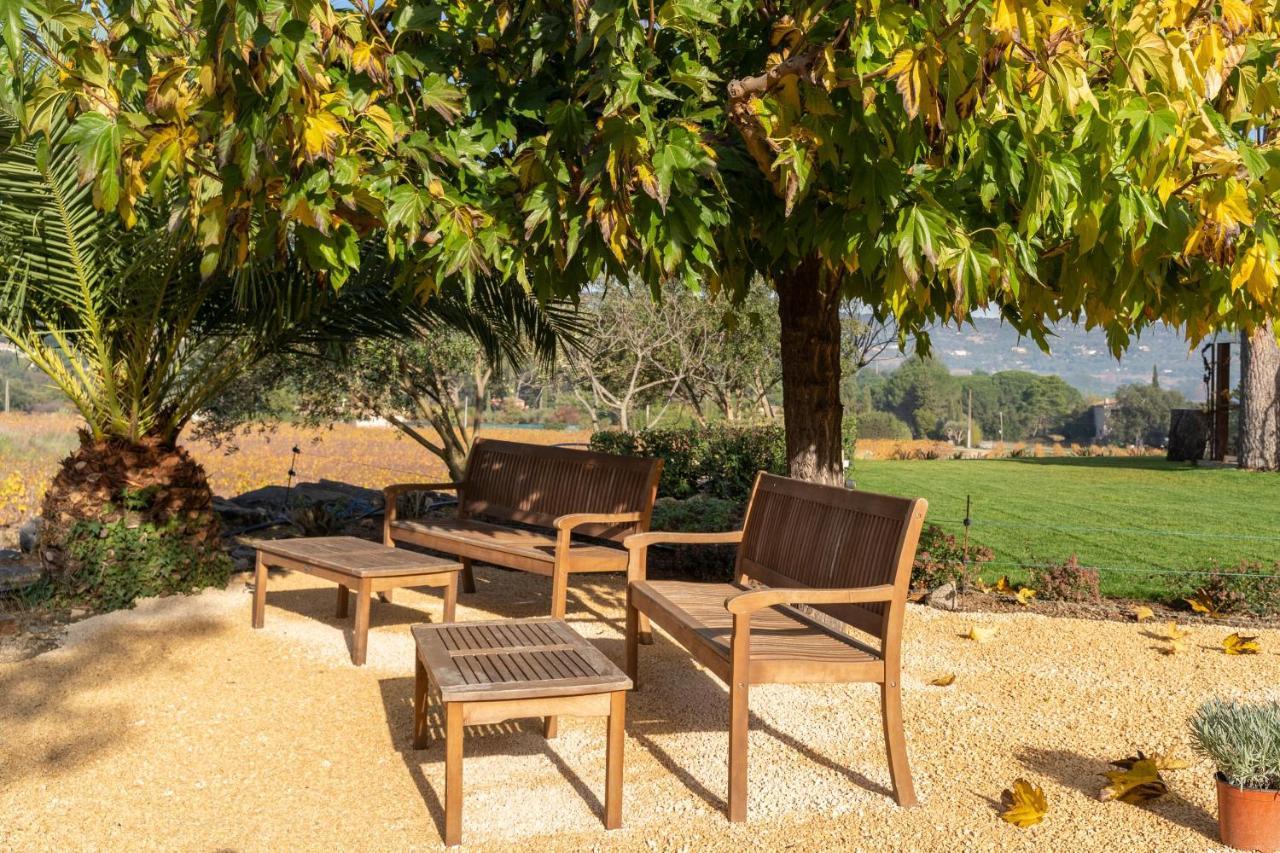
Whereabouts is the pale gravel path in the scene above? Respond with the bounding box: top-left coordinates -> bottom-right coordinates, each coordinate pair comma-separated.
1,566 -> 1269,852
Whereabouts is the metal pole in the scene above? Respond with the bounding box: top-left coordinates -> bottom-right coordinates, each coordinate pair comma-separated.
966,388 -> 973,449
962,494 -> 972,565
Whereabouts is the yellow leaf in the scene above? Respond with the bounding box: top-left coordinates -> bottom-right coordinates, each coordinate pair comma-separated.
1185,595 -> 1222,618
1133,606 -> 1155,622
887,46 -> 941,126
967,626 -> 995,643
1015,587 -> 1037,606
364,104 -> 397,144
995,576 -> 1013,594
930,674 -> 957,687
1000,779 -> 1048,827
351,41 -> 386,81
1223,632 -> 1260,655
1101,757 -> 1168,803
1159,638 -> 1187,655
1232,242 -> 1278,303
1220,0 -> 1254,33
1165,622 -> 1189,640
301,110 -> 344,163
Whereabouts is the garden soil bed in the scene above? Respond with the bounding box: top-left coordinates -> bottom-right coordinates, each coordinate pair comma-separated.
2,565 -> 1272,851
938,589 -> 1280,631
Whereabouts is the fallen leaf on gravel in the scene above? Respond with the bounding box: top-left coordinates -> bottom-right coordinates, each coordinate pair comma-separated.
1101,757 -> 1167,803
1164,622 -> 1188,640
1133,606 -> 1154,622
1015,587 -> 1036,606
1223,633 -> 1260,655
1186,595 -> 1222,618
1112,751 -> 1189,772
929,674 -> 956,687
967,626 -> 995,642
1000,779 -> 1047,827
1158,638 -> 1187,655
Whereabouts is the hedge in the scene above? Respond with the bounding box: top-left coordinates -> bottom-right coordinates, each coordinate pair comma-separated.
590,424 -> 786,502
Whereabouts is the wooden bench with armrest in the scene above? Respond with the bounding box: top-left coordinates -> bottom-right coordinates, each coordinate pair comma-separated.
623,472 -> 928,822
384,438 -> 663,625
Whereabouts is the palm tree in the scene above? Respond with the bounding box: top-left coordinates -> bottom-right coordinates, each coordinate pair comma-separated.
0,113 -> 580,603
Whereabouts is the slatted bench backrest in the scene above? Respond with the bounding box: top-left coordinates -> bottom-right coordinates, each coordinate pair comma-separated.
736,473 -> 927,639
460,439 -> 663,542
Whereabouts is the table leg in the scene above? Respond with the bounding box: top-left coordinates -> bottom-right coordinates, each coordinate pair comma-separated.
605,690 -> 625,830
442,574 -> 458,623
379,589 -> 395,604
445,701 -> 464,846
336,584 -> 349,618
413,656 -> 431,749
353,579 -> 372,666
251,552 -> 268,629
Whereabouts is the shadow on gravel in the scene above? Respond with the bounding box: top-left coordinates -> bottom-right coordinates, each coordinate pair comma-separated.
1017,746 -> 1216,839
0,615 -> 225,788
376,676 -> 605,844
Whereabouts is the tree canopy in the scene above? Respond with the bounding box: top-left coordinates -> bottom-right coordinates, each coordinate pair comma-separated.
4,0 -> 1278,479
6,0 -> 1276,333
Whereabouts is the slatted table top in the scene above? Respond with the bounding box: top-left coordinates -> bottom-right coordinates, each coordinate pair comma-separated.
413,618 -> 631,703
254,536 -> 461,578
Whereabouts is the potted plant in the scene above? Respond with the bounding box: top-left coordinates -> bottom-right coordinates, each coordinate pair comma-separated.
1190,699 -> 1280,852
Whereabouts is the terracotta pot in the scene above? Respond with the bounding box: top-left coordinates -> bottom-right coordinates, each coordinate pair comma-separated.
1217,773 -> 1280,852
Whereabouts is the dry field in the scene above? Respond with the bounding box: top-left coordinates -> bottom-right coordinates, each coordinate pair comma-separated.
0,565 -> 1268,851
0,413 -> 588,545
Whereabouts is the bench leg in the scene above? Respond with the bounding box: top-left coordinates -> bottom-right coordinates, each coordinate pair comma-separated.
352,579 -> 372,666
413,656 -> 431,749
336,584 -> 349,618
728,678 -> 749,822
624,593 -> 640,688
638,612 -> 653,646
460,558 -> 477,594
251,552 -> 268,629
445,701 -> 464,846
442,574 -> 458,623
543,715 -> 559,739
604,690 -> 625,830
881,680 -> 917,807
549,566 -> 568,619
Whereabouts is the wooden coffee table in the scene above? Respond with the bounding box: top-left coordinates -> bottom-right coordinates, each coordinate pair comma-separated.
411,618 -> 631,846
252,536 -> 462,665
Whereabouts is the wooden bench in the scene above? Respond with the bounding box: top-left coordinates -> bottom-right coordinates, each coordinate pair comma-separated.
623,472 -> 927,822
384,438 -> 663,622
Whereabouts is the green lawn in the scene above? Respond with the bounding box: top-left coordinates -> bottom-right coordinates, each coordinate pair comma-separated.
851,456 -> 1280,599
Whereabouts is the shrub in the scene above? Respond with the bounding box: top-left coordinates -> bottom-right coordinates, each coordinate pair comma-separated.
911,524 -> 993,590
1030,555 -> 1101,602
1190,700 -> 1280,791
54,513 -> 232,612
859,411 -> 913,440
647,496 -> 743,581
1181,562 -> 1280,617
590,424 -> 785,502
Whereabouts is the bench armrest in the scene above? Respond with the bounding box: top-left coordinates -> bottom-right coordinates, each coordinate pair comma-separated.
623,529 -> 744,584
623,530 -> 745,551
383,482 -> 464,526
553,511 -> 644,532
724,584 -> 896,615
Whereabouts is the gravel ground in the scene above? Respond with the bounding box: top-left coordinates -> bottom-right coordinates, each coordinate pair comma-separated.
1,566 -> 1271,852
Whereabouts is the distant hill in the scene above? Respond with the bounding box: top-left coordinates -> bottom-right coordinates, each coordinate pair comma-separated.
866,318 -> 1223,401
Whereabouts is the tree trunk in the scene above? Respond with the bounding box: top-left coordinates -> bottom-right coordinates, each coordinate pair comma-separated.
39,430 -> 229,608
1239,321 -> 1280,471
775,258 -> 845,485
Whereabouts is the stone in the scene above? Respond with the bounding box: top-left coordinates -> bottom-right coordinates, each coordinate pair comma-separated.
925,582 -> 958,611
0,616 -> 17,636
18,518 -> 43,553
